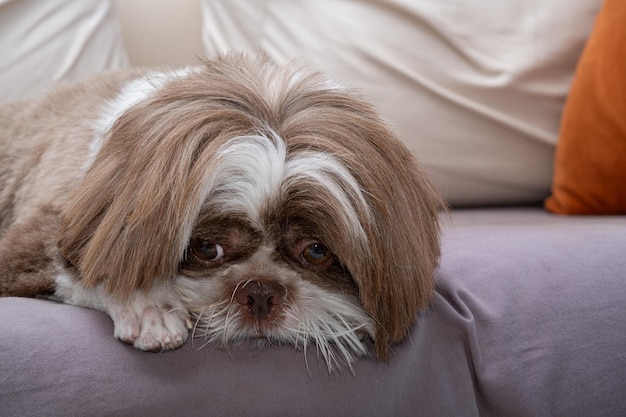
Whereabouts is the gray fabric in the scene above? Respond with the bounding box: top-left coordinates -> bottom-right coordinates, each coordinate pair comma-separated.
1,208 -> 625,416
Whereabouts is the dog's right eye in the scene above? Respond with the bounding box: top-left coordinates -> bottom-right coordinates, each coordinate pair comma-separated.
190,239 -> 225,263
297,240 -> 336,271
302,242 -> 333,266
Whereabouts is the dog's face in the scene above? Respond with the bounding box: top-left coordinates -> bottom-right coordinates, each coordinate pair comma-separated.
173,133 -> 378,367
177,216 -> 374,367
58,54 -> 442,366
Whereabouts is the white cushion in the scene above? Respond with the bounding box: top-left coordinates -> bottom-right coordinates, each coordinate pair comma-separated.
0,0 -> 128,102
200,0 -> 600,206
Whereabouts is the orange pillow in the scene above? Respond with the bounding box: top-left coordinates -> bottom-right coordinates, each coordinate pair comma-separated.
545,0 -> 626,215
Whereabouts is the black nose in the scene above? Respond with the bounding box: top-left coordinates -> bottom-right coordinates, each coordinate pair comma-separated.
234,281 -> 286,319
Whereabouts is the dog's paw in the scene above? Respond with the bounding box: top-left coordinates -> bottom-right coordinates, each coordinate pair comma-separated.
105,288 -> 192,352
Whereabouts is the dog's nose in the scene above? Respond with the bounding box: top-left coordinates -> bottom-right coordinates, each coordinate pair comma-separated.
234,281 -> 286,319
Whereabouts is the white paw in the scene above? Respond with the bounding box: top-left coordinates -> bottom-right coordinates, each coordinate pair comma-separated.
105,287 -> 192,352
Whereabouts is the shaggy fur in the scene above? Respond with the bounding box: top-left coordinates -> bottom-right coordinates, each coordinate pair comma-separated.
0,54 -> 442,368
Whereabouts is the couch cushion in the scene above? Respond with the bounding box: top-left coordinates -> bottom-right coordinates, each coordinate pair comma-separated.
545,0 -> 626,214
2,209 -> 625,416
200,0 -> 599,206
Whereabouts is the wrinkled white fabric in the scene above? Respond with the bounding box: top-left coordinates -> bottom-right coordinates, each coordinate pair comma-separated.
200,0 -> 600,206
0,0 -> 128,102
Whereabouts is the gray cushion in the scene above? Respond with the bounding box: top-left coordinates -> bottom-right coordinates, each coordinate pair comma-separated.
1,208 -> 625,416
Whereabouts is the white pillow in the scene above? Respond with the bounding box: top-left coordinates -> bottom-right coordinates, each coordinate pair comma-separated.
200,0 -> 600,206
0,0 -> 128,102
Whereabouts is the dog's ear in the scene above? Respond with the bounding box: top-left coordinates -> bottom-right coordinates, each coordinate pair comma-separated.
279,92 -> 444,361
59,103 -> 198,295
351,136 -> 442,361
57,54 -> 277,297
58,78 -> 254,296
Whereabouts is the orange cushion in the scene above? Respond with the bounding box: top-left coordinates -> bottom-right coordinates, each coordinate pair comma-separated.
544,0 -> 626,215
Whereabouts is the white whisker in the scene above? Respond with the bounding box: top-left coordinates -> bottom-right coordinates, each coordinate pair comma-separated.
176,268 -> 374,372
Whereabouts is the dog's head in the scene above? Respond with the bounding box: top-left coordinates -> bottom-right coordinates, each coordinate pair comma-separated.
59,54 -> 442,367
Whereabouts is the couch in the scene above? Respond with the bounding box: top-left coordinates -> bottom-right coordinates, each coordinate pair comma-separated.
1,1 -> 625,416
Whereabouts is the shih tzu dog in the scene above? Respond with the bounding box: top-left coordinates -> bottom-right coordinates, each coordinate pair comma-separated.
0,53 -> 442,369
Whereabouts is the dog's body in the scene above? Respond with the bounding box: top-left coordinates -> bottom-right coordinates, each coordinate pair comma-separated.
0,54 -> 441,368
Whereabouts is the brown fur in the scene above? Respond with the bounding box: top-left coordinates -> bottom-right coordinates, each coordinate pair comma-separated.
0,69 -> 144,295
0,206 -> 59,297
1,54 -> 442,360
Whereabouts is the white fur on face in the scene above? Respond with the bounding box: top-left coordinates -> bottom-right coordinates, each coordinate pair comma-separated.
175,249 -> 375,370
207,133 -> 287,224
284,152 -> 372,242
181,133 -> 376,369
206,132 -> 372,240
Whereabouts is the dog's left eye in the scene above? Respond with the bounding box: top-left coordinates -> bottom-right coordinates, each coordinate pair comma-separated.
301,242 -> 335,270
190,239 -> 224,263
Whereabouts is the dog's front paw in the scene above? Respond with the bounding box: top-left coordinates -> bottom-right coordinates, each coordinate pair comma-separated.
105,289 -> 192,352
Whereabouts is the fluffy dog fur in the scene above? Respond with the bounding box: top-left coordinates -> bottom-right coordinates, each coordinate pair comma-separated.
0,54 -> 442,368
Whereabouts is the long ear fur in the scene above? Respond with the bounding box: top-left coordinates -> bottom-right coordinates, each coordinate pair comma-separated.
58,57 -> 271,296
358,147 -> 443,360
350,125 -> 443,361
277,93 -> 443,360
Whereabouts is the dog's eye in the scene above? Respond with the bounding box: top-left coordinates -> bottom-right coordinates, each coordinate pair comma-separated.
301,242 -> 335,269
190,239 -> 224,263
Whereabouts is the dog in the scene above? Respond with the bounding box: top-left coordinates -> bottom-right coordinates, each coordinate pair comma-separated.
0,53 -> 442,368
